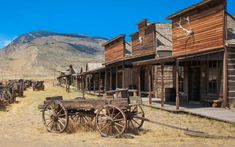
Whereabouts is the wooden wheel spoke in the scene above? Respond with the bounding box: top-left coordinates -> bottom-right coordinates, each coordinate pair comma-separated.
82,115 -> 89,123
100,123 -> 109,131
56,108 -> 63,115
46,119 -> 53,127
114,122 -> 125,128
58,119 -> 65,128
130,120 -> 135,128
45,118 -> 52,121
113,112 -> 121,120
114,125 -> 121,134
111,107 -> 115,117
57,122 -> 62,131
58,114 -> 66,117
132,118 -> 141,126
98,121 -> 107,125
50,121 -> 55,130
132,106 -> 137,112
114,118 -> 124,122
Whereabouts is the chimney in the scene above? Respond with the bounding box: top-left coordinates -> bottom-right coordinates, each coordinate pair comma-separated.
138,19 -> 148,36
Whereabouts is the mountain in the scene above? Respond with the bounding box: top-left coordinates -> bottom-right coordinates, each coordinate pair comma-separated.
0,30 -> 107,78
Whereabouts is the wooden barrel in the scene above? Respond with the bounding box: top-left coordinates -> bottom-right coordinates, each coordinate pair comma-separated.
165,88 -> 176,102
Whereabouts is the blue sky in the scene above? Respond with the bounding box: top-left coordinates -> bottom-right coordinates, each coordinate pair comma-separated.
0,0 -> 234,48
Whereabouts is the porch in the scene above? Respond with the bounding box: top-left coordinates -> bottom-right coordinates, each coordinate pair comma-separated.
142,98 -> 235,123
134,49 -> 232,110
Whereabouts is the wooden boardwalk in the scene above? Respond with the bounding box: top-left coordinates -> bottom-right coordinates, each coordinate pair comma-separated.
142,98 -> 235,124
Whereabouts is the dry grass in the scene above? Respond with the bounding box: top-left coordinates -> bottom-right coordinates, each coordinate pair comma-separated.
0,81 -> 234,147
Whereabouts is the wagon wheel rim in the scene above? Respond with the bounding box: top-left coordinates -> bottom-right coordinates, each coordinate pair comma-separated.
127,105 -> 145,130
42,101 -> 68,133
96,105 -> 126,137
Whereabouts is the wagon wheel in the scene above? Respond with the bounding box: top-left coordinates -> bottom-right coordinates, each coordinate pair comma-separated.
95,105 -> 126,137
71,112 -> 94,127
127,105 -> 145,130
42,101 -> 69,133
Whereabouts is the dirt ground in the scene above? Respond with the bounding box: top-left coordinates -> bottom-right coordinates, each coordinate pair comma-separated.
0,82 -> 234,147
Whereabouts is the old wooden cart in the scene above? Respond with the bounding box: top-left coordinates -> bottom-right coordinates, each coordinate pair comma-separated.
33,81 -> 45,91
38,89 -> 145,137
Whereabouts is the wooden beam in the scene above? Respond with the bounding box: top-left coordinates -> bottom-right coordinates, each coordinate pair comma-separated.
176,61 -> 180,110
116,66 -> 118,89
138,67 -> 141,98
161,64 -> 164,107
148,66 -> 152,104
93,74 -> 96,93
99,71 -> 101,96
82,75 -> 85,98
104,68 -> 107,92
110,68 -> 112,90
223,48 -> 228,107
122,63 -> 124,88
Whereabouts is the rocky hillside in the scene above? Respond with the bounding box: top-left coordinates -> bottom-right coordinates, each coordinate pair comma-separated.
0,31 -> 107,78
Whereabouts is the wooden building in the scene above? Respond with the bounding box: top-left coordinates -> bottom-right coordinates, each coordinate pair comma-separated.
134,0 -> 235,109
103,20 -> 172,99
77,63 -> 105,96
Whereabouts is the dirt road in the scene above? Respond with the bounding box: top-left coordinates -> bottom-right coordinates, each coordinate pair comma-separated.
0,82 -> 234,147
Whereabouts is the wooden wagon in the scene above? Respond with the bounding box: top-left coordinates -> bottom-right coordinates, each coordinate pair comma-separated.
33,81 -> 45,91
38,89 -> 145,137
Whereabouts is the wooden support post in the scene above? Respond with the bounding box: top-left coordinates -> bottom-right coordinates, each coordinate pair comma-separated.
138,67 -> 141,98
176,61 -> 180,110
223,48 -> 228,107
83,76 -> 85,98
122,64 -> 124,88
104,68 -> 107,92
161,64 -> 164,107
85,75 -> 88,91
110,68 -> 112,90
116,66 -> 118,89
93,74 -> 96,93
99,71 -> 101,96
148,66 -> 152,104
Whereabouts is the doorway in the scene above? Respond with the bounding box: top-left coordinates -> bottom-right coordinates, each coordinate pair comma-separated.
189,67 -> 201,101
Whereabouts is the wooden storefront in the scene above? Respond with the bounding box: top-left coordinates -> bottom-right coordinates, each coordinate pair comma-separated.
167,0 -> 235,108
103,20 -> 172,98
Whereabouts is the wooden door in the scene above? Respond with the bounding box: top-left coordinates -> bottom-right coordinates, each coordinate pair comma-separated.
189,67 -> 201,101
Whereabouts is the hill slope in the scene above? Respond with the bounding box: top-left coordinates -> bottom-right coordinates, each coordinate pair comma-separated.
0,31 -> 107,78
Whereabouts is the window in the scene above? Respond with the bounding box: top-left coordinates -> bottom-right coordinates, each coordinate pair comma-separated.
179,66 -> 184,92
208,61 -> 217,94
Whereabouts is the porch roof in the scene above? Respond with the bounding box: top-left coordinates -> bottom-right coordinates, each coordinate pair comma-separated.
103,52 -> 155,66
81,66 -> 105,75
133,56 -> 176,66
133,48 -> 224,66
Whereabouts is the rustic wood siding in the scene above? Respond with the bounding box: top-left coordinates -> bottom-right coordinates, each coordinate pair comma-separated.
123,68 -> 134,88
131,24 -> 156,56
104,38 -> 125,63
172,4 -> 225,56
154,65 -> 173,98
